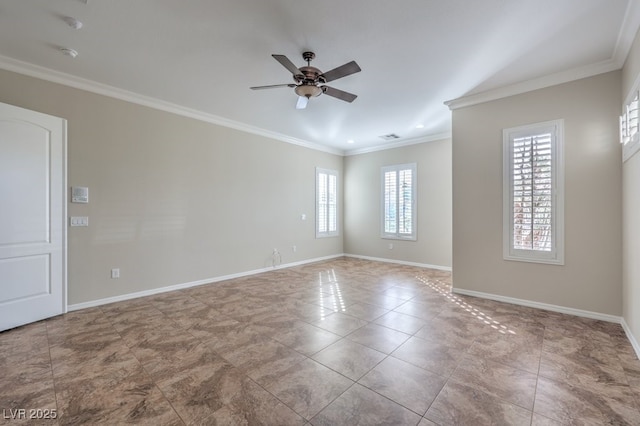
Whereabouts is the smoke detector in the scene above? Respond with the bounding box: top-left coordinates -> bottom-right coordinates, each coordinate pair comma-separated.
63,16 -> 83,30
60,48 -> 79,58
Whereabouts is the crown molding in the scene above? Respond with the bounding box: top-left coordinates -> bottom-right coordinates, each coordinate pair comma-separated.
445,1 -> 640,111
444,59 -> 620,110
0,55 -> 344,156
344,132 -> 451,156
614,0 -> 640,66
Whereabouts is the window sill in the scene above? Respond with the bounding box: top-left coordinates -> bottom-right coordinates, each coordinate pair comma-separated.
503,254 -> 564,266
381,235 -> 417,241
316,233 -> 339,239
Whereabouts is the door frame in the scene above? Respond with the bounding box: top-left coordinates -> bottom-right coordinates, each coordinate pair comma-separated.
61,117 -> 68,316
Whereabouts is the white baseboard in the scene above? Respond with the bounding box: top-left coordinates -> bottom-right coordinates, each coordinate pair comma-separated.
452,288 -> 622,324
68,253 -> 345,312
344,254 -> 452,272
621,318 -> 640,359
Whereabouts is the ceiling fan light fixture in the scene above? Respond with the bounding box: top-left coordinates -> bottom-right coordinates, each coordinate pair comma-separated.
294,84 -> 322,98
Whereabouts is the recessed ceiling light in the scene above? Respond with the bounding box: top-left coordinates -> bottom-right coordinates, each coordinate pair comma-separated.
347,139 -> 355,144
416,124 -> 425,129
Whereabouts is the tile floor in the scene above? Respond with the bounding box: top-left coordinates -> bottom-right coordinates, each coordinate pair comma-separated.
1,258 -> 640,425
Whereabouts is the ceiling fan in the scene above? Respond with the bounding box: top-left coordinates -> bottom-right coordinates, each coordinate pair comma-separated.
250,51 -> 361,109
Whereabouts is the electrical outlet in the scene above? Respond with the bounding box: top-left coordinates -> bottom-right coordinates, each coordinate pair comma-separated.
111,268 -> 120,279
292,245 -> 297,252
388,243 -> 394,250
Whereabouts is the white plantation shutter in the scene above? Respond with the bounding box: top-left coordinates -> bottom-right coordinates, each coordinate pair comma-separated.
383,170 -> 397,234
628,96 -> 638,141
328,173 -> 337,233
318,172 -> 328,233
512,133 -> 552,251
398,168 -> 413,235
382,163 -> 416,240
621,90 -> 640,162
316,168 -> 338,237
621,91 -> 639,146
504,120 -> 564,264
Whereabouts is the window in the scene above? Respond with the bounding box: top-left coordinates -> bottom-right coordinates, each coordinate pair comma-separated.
621,90 -> 640,162
503,120 -> 564,264
316,168 -> 338,237
381,163 -> 416,240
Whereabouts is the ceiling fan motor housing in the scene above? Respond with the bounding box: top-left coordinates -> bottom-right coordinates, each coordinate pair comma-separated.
294,67 -> 325,83
294,53 -> 324,98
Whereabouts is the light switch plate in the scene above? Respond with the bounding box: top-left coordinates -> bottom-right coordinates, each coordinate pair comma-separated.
70,216 -> 89,227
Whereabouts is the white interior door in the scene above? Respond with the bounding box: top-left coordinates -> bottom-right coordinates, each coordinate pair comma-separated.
0,102 -> 66,331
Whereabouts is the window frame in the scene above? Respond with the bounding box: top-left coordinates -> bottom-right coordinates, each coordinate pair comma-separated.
316,167 -> 339,238
381,163 -> 417,241
502,120 -> 564,265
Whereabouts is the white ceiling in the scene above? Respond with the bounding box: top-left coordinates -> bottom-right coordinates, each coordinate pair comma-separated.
1,0 -> 639,154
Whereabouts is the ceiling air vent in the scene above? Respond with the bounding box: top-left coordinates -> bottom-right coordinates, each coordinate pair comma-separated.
379,133 -> 401,141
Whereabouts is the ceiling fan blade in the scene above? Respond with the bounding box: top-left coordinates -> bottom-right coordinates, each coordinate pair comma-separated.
250,83 -> 296,90
321,86 -> 358,103
321,61 -> 361,83
296,96 -> 309,109
272,54 -> 302,75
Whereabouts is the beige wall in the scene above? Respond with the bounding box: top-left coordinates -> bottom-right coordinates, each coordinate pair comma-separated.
343,140 -> 452,268
622,29 -> 640,348
452,71 -> 622,315
0,69 -> 343,305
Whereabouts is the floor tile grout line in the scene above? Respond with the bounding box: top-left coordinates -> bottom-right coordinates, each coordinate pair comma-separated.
530,324 -> 545,425
43,320 -> 61,425
306,380 -> 357,423
353,353 -> 439,419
